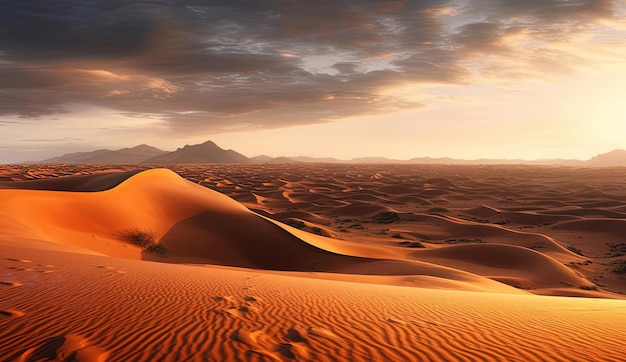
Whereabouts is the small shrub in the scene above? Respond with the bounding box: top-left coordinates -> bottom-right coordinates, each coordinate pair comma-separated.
579,285 -> 598,291
444,238 -> 484,244
613,261 -> 626,275
371,212 -> 400,224
146,243 -> 168,257
121,227 -> 167,256
310,227 -> 330,237
567,245 -> 584,256
347,223 -> 365,230
398,241 -> 425,248
284,219 -> 306,229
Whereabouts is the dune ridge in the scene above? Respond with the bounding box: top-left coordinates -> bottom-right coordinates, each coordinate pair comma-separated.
0,168 -> 521,294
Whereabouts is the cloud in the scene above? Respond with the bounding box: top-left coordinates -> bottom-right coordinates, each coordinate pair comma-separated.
0,0 -> 624,132
464,0 -> 616,23
0,120 -> 25,124
0,1 -> 164,61
21,137 -> 84,142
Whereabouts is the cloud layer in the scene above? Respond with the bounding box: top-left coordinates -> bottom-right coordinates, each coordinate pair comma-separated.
1,0 -> 624,133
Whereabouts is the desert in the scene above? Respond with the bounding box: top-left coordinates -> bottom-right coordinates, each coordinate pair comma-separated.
4,0 -> 626,360
1,163 -> 625,361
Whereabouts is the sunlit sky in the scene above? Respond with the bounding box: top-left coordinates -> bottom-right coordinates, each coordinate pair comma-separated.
2,0 -> 626,163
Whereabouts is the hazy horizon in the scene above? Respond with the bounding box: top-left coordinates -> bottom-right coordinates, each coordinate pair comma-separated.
9,139 -> 626,164
2,1 -> 626,163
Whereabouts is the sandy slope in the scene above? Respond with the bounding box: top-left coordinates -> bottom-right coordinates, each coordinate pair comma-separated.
1,165 -> 626,361
2,246 -> 625,362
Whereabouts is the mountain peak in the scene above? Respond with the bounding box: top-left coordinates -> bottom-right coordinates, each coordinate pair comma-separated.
142,140 -> 250,164
201,140 -> 219,146
588,149 -> 626,166
131,144 -> 154,149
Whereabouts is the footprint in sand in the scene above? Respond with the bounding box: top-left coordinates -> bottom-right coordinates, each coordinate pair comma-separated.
307,326 -> 341,341
213,295 -> 261,319
5,266 -> 56,274
0,309 -> 25,318
4,334 -> 109,362
280,328 -> 311,359
97,265 -> 116,270
285,328 -> 307,343
276,341 -> 310,360
231,329 -> 282,361
213,295 -> 237,304
0,281 -> 24,287
225,305 -> 260,318
231,329 -> 265,346
35,269 -> 56,274
4,258 -> 32,263
5,259 -> 57,274
96,265 -> 127,274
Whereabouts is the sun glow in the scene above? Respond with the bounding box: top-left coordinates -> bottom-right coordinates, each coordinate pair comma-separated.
589,95 -> 626,141
573,71 -> 626,144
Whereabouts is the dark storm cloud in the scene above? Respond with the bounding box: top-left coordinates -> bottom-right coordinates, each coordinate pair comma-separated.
0,0 -> 622,131
0,0 -> 166,61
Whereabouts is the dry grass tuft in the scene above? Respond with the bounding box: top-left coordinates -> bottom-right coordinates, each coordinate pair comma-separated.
121,227 -> 167,256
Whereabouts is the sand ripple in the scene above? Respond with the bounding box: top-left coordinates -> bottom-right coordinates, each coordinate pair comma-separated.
1,247 -> 625,361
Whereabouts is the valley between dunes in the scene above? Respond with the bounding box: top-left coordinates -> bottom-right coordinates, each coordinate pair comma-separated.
1,164 -> 625,361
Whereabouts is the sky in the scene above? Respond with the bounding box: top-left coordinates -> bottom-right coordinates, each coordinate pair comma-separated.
1,0 -> 626,163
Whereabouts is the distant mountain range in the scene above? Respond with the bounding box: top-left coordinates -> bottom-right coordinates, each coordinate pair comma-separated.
26,140 -> 626,166
30,144 -> 167,164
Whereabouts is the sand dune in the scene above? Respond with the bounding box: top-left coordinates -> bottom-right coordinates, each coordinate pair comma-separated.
1,164 -> 626,360
410,243 -> 593,289
465,204 -> 581,224
0,170 -> 143,191
552,218 -> 626,235
0,169 -> 518,294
